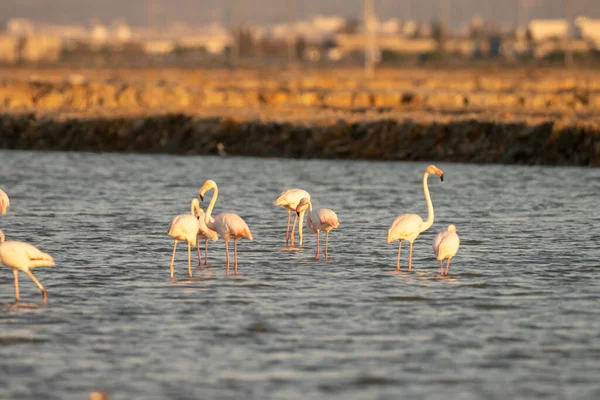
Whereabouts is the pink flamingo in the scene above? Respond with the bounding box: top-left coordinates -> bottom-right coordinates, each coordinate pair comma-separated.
199,180 -> 253,274
0,229 -> 55,302
433,224 -> 460,275
295,198 -> 339,259
274,189 -> 311,247
168,198 -> 209,278
387,165 -> 444,270
0,189 -> 9,214
195,207 -> 217,266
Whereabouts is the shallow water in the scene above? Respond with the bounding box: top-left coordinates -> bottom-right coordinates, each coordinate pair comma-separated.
1,150 -> 600,399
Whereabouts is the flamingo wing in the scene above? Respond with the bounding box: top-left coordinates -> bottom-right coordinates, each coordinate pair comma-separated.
436,232 -> 460,260
0,241 -> 55,269
315,208 -> 339,229
433,231 -> 447,257
387,213 -> 423,243
214,213 -> 253,241
168,214 -> 199,245
274,189 -> 310,209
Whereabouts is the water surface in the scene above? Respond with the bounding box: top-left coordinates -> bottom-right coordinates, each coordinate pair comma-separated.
1,150 -> 600,399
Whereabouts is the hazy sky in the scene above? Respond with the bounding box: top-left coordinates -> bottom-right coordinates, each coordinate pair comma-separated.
1,0 -> 599,29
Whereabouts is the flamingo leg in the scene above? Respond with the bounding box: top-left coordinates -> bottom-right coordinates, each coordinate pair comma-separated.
325,231 -> 330,259
225,241 -> 230,275
196,242 -> 206,267
439,260 -> 443,275
408,242 -> 414,271
315,231 -> 320,259
187,242 -> 193,277
445,259 -> 451,276
285,209 -> 291,246
23,269 -> 47,302
13,269 -> 19,302
204,239 -> 209,266
234,239 -> 238,274
170,240 -> 178,279
396,240 -> 403,270
290,213 -> 298,246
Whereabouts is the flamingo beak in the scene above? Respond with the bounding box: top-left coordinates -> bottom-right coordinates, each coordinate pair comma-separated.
440,173 -> 444,182
199,193 -> 204,201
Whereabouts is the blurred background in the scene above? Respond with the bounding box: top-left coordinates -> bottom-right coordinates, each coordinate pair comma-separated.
1,0 -> 600,68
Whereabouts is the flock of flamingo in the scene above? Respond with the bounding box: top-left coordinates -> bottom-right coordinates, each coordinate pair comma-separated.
0,164 -> 460,303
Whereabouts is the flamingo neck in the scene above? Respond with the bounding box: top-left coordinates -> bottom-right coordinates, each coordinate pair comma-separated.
421,172 -> 434,232
205,184 -> 218,223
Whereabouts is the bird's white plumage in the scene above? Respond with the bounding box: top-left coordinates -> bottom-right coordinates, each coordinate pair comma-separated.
274,189 -> 310,210
387,213 -> 424,243
212,213 -> 253,242
168,214 -> 200,246
0,189 -> 9,214
0,239 -> 55,271
307,208 -> 339,234
433,225 -> 460,261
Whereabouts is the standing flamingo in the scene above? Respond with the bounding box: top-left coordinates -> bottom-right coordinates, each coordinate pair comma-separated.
168,198 -> 205,279
387,165 -> 444,270
295,198 -> 339,259
195,207 -> 218,267
0,229 -> 55,302
274,189 -> 311,247
433,224 -> 460,275
199,180 -> 253,274
0,189 -> 9,214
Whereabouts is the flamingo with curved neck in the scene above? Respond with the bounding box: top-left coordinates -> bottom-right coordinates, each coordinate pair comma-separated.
199,180 -> 253,274
386,165 -> 444,270
295,197 -> 339,260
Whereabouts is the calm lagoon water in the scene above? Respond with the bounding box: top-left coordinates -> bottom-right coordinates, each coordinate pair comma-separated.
1,150 -> 600,399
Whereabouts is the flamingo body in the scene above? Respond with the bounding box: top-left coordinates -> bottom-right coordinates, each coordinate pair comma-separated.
168,198 -> 206,278
274,188 -> 310,246
433,224 -> 460,275
296,198 -> 339,259
0,189 -> 9,214
0,229 -> 55,302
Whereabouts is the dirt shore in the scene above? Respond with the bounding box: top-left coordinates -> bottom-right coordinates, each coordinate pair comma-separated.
0,66 -> 599,166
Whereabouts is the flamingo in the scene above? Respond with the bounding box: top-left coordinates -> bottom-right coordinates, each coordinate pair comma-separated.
0,189 -> 9,214
433,224 -> 460,275
0,229 -> 55,302
168,198 -> 209,279
195,207 -> 218,267
295,198 -> 339,259
387,165 -> 444,271
199,180 -> 253,274
274,188 -> 311,246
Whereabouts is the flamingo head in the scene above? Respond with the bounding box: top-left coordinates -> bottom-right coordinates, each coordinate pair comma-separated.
0,229 -> 4,244
198,179 -> 217,201
447,224 -> 457,233
191,198 -> 203,218
426,165 -> 444,181
295,198 -> 310,216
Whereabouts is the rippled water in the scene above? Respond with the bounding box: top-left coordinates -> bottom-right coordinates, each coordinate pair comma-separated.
1,150 -> 600,399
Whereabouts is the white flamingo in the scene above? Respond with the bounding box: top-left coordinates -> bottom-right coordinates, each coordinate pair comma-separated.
433,224 -> 460,275
199,180 -> 253,274
295,198 -> 339,259
0,229 -> 55,302
195,207 -> 217,266
0,189 -> 9,214
168,198 -> 209,279
387,165 -> 444,270
274,188 -> 311,246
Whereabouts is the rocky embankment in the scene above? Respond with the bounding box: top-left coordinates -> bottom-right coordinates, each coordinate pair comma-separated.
1,67 -> 600,166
